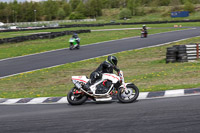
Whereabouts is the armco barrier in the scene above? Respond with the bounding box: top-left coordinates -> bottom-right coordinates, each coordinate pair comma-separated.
166,44 -> 200,63
0,30 -> 90,45
185,43 -> 200,61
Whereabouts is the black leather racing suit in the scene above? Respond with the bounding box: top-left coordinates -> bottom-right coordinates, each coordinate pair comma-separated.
89,61 -> 120,84
142,27 -> 148,34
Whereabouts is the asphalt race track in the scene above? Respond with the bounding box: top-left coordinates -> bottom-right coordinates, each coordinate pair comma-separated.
0,28 -> 200,78
0,96 -> 200,133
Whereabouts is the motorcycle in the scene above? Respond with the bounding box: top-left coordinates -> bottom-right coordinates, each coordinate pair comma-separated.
69,38 -> 80,50
67,70 -> 139,105
141,29 -> 148,38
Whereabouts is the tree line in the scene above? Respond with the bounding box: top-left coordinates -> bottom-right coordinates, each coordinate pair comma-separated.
0,0 -> 199,23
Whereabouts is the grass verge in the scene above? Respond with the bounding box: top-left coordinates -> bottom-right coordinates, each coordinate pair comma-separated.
0,36 -> 200,98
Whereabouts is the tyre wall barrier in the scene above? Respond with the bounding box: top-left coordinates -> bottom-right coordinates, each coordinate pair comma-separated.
166,43 -> 200,63
0,30 -> 90,45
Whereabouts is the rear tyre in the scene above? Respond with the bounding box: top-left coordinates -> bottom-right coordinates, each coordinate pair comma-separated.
67,87 -> 88,105
117,84 -> 139,103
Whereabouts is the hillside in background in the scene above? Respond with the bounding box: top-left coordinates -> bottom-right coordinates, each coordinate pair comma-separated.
0,0 -> 200,23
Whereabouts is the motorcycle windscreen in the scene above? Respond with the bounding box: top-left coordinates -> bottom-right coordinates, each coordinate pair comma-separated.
72,76 -> 89,83
69,38 -> 77,44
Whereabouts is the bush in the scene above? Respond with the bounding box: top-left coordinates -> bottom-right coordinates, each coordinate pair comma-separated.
119,8 -> 132,19
161,9 -> 170,17
184,1 -> 195,13
69,12 -> 86,20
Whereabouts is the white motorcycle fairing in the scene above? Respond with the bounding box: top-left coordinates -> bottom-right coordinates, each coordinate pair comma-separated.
71,73 -> 120,96
90,73 -> 120,95
72,76 -> 89,83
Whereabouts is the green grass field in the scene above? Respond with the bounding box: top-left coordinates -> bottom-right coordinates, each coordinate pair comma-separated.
0,36 -> 200,99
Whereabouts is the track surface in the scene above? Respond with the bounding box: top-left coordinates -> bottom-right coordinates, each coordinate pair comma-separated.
0,96 -> 200,133
0,28 -> 200,78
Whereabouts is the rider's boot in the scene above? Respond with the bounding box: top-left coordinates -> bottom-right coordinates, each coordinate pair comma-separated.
82,81 -> 93,94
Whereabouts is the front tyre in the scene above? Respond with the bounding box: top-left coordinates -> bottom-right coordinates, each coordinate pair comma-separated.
117,84 -> 139,103
69,43 -> 73,50
67,87 -> 88,105
76,44 -> 80,49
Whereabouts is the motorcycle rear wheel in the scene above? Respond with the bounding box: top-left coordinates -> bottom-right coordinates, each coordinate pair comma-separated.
117,84 -> 139,103
67,87 -> 88,105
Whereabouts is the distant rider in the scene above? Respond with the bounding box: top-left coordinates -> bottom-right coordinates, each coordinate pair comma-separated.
141,25 -> 148,38
83,55 -> 120,93
72,33 -> 80,44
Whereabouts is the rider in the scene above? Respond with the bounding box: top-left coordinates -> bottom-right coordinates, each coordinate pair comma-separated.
83,55 -> 120,93
142,25 -> 147,33
72,33 -> 80,44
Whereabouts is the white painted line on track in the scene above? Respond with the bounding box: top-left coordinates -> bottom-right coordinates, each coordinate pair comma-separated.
0,28 -> 199,79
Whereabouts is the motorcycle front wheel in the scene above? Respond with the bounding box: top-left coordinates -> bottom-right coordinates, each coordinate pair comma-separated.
67,87 -> 88,105
117,84 -> 139,103
69,43 -> 73,50
76,44 -> 80,49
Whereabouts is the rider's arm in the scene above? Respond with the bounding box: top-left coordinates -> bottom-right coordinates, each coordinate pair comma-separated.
114,66 -> 120,73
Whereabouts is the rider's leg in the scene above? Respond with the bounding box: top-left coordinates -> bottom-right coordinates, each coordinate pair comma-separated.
83,72 -> 101,93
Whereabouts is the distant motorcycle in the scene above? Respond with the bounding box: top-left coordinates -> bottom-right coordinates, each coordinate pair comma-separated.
69,37 -> 80,50
141,29 -> 148,38
67,70 -> 139,105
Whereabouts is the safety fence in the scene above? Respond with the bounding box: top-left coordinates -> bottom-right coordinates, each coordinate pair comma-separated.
5,19 -> 97,26
0,24 -> 102,33
0,30 -> 90,45
166,43 -> 200,63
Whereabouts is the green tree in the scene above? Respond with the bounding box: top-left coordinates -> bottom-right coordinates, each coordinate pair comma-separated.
63,2 -> 71,17
184,0 -> 195,12
119,8 -> 131,19
57,8 -> 66,19
75,1 -> 86,16
43,0 -> 59,20
69,0 -> 80,11
127,0 -> 140,16
85,0 -> 102,18
1,3 -> 12,23
69,12 -> 85,20
170,0 -> 182,11
12,0 -> 19,22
